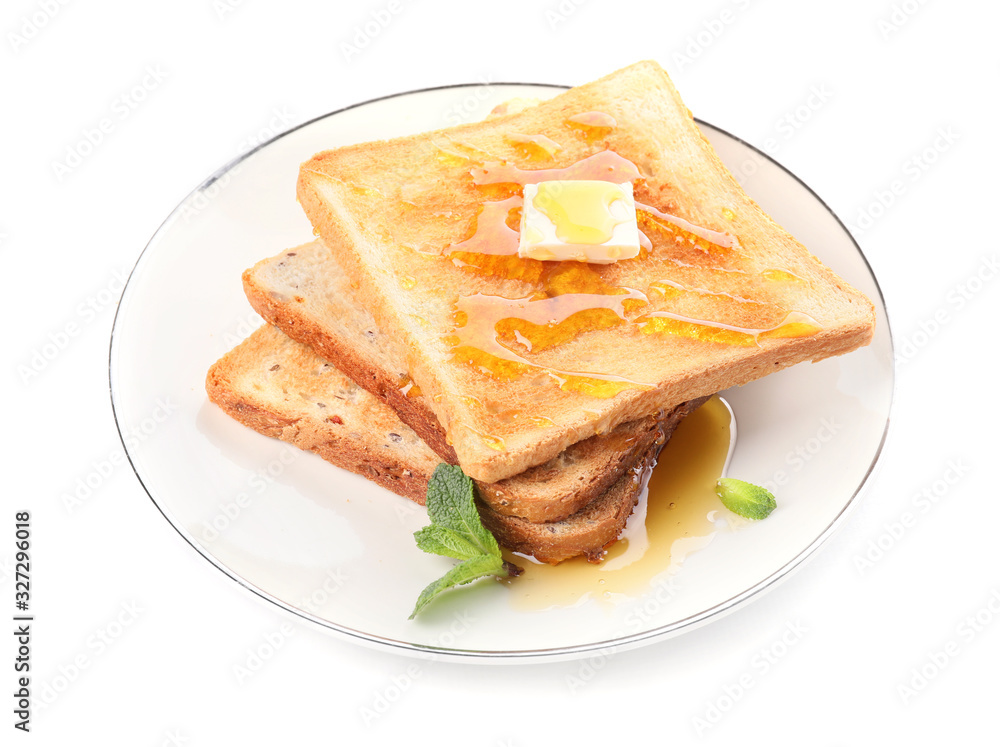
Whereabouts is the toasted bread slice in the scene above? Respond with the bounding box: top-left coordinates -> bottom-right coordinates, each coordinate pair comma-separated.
242,241 -> 456,461
206,324 -> 437,502
244,240 -> 687,523
478,396 -> 704,562
296,60 -> 875,483
205,324 -> 698,563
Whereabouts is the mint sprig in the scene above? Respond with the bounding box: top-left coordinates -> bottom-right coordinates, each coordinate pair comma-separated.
715,478 -> 777,520
410,464 -> 522,619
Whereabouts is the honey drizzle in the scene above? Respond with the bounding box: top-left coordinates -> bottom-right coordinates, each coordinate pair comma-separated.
398,376 -> 422,398
649,278 -> 774,308
447,196 -> 522,256
450,290 -> 652,396
471,150 -> 642,186
635,200 -> 739,253
393,131 -> 823,395
567,111 -> 618,129
506,132 -> 562,160
503,396 -> 735,609
433,138 -> 499,164
565,111 -> 618,144
450,252 -> 546,285
638,309 -> 822,346
761,268 -> 807,283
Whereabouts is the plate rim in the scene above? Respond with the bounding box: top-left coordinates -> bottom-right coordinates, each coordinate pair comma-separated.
108,80 -> 895,663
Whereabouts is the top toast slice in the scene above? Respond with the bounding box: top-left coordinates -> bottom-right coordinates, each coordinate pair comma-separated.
297,60 -> 875,483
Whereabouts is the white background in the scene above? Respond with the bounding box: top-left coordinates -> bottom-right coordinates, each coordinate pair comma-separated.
4,0 -> 999,742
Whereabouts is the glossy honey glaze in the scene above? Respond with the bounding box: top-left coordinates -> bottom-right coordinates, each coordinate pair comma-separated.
502,396 -> 737,610
380,111 -> 822,398
421,112 -> 822,399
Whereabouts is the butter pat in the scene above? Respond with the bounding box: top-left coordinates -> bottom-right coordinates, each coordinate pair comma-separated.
519,180 -> 641,264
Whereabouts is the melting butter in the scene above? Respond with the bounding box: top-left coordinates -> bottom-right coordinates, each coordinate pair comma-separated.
533,180 -> 630,245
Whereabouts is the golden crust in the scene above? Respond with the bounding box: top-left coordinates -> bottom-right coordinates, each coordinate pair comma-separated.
296,60 -> 876,482
204,325 -> 704,561
242,241 -> 698,523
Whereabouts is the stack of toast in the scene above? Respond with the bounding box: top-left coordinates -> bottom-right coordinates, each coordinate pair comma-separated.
206,61 -> 875,563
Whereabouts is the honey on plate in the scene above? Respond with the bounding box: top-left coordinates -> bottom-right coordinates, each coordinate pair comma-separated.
503,396 -> 736,610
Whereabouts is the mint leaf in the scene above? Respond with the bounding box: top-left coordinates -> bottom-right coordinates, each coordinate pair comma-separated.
413,524 -> 483,560
409,554 -> 507,619
424,464 -> 500,557
409,464 -> 521,618
715,478 -> 777,520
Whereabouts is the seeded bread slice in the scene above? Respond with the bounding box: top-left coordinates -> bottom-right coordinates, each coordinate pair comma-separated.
206,324 -> 438,501
243,240 -> 679,524
205,324 -> 699,563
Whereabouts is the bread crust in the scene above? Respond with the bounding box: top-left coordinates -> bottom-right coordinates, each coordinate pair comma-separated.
478,441 -> 657,564
242,248 -> 457,461
205,335 -> 433,503
243,241 -> 696,523
296,60 -> 876,483
204,325 -> 704,562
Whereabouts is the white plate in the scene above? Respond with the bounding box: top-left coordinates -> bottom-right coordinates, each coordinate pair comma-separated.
110,83 -> 893,662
